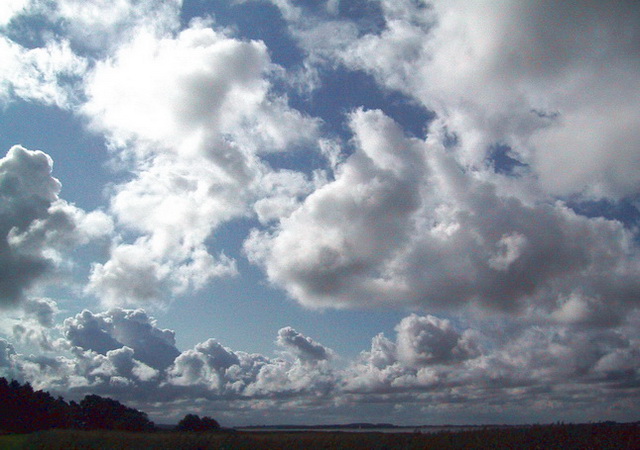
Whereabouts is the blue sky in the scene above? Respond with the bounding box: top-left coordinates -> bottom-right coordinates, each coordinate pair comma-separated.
1,0 -> 640,426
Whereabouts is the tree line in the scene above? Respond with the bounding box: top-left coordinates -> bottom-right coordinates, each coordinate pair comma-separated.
0,378 -> 219,433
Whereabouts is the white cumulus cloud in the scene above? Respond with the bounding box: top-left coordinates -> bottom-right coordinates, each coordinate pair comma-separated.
82,21 -> 320,307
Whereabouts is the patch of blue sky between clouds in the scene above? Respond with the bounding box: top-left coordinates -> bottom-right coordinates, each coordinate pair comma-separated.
181,0 -> 304,69
2,11 -> 54,50
289,67 -> 433,141
489,144 -> 528,176
0,101 -> 111,211
567,197 -> 640,231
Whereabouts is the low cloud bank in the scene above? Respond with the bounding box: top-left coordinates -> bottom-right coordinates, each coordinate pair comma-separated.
2,306 -> 638,425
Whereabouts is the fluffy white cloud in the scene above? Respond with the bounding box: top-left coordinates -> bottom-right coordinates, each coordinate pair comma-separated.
166,326 -> 335,399
0,37 -> 87,108
52,0 -> 182,51
3,0 -> 181,51
0,146 -> 112,308
0,0 -> 183,107
5,309 -> 637,423
339,0 -> 640,199
245,109 -> 425,309
0,0 -> 29,27
253,170 -> 317,224
82,22 -> 320,307
275,1 -> 640,199
83,22 -> 316,156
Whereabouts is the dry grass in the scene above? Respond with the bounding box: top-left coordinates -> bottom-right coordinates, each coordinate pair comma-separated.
8,423 -> 640,449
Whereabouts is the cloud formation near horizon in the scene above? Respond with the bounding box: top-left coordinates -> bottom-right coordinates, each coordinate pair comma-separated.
2,307 -> 638,424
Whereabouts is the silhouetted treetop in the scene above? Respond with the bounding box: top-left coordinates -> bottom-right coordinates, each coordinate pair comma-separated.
79,394 -> 155,432
0,377 -> 154,433
176,414 -> 220,432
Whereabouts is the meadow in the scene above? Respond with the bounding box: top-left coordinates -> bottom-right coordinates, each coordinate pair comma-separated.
0,422 -> 637,449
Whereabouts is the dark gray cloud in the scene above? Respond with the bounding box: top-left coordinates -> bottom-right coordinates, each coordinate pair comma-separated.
0,338 -> 16,369
0,146 -> 60,307
22,298 -> 58,328
277,326 -> 331,362
0,146 -> 112,309
395,314 -> 479,367
63,310 -> 122,355
63,308 -> 180,370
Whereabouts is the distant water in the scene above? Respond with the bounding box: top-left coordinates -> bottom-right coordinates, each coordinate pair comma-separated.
237,426 -> 480,434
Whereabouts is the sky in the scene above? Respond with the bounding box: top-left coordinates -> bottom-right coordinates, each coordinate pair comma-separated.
0,0 -> 639,427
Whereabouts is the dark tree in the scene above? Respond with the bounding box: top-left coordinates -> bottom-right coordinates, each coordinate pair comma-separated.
0,378 -> 74,433
176,414 -> 220,432
200,416 -> 221,431
78,394 -> 155,432
0,377 -> 154,433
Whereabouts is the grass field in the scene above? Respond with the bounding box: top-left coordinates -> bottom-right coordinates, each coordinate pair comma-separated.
0,434 -> 28,450
0,423 -> 637,449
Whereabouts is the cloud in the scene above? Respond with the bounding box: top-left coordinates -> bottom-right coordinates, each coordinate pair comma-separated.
0,146 -> 112,308
340,315 -> 639,425
395,314 -> 479,367
62,309 -> 180,371
245,109 -> 425,309
253,170 -> 317,225
167,326 -> 335,399
2,308 -> 639,424
5,307 -> 338,405
10,299 -> 58,351
0,0 -> 183,108
22,298 -> 58,328
51,0 -> 182,51
1,0 -> 639,426
0,338 -> 17,369
1,1 -> 324,311
0,37 -> 87,108
95,346 -> 159,383
3,0 -> 181,51
334,0 -> 640,200
274,1 -> 640,199
167,339 -> 242,389
82,21 -> 320,308
0,0 -> 29,27
276,327 -> 332,362
246,109 -> 640,320
82,22 -> 317,156
342,314 -> 479,395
